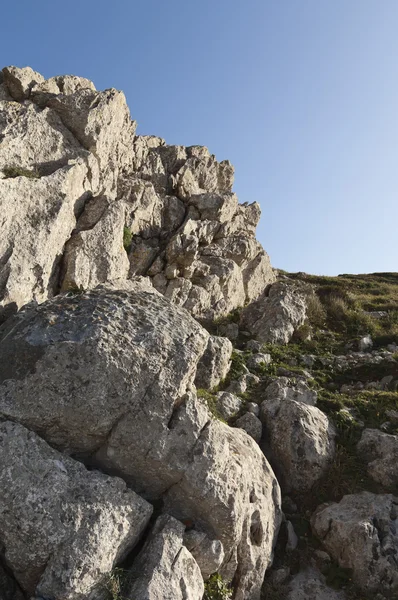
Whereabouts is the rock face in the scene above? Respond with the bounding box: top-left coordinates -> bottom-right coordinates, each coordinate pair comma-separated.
126,515 -> 204,600
0,420 -> 152,599
240,281 -> 308,344
287,568 -> 346,600
194,335 -> 233,390
260,378 -> 335,491
0,282 -> 282,600
357,428 -> 398,488
311,492 -> 398,596
0,65 -> 274,322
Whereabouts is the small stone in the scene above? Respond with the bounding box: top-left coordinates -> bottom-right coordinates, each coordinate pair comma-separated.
247,402 -> 260,417
286,520 -> 298,552
235,412 -> 262,443
358,335 -> 373,352
215,392 -> 243,420
246,339 -> 263,352
247,353 -> 271,371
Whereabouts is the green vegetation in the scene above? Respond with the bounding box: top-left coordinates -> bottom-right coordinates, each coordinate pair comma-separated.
2,166 -> 41,179
104,568 -> 127,600
288,271 -> 398,337
196,388 -> 226,422
204,574 -> 233,600
123,226 -> 132,253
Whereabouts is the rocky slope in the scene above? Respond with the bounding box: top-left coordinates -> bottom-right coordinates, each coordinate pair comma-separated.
0,66 -> 397,600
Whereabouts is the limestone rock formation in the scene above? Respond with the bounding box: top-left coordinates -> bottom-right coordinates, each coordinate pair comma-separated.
126,515 -> 204,600
0,282 -> 282,600
0,420 -> 152,599
0,64 -> 274,322
194,335 -> 233,390
260,378 -> 335,491
357,428 -> 398,488
240,281 -> 309,344
287,568 -> 346,600
311,492 -> 398,596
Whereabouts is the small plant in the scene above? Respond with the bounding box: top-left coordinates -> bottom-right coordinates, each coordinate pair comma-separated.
123,226 -> 132,253
3,166 -> 41,179
104,567 -> 127,600
204,573 -> 233,600
197,389 -> 226,422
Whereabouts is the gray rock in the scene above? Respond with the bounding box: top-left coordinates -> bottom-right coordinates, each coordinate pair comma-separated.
240,281 -> 308,344
357,428 -> 398,488
358,334 -> 373,351
246,352 -> 271,371
247,402 -> 260,416
184,530 -> 224,580
286,520 -> 298,552
126,515 -> 204,600
246,339 -> 263,352
0,420 -> 152,599
2,65 -> 44,101
311,492 -> 398,595
287,568 -> 346,600
261,386 -> 335,491
264,377 -> 318,406
235,412 -> 262,443
217,321 -> 239,341
0,284 -> 282,600
215,392 -> 243,420
195,335 -> 233,390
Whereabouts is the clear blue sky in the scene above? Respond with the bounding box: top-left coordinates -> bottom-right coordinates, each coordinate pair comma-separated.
1,1 -> 397,275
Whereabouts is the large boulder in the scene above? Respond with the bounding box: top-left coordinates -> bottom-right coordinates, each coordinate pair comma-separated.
0,420 -> 152,599
125,515 -> 204,600
240,281 -> 308,344
0,283 -> 282,600
357,428 -> 398,488
311,492 -> 398,596
260,380 -> 335,491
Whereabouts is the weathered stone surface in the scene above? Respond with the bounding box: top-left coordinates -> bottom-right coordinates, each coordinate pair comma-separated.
235,411 -> 262,443
0,284 -> 282,600
287,568 -> 346,600
194,335 -> 233,390
240,281 -> 308,344
311,492 -> 398,595
0,161 -> 92,316
126,515 -> 204,600
263,376 -> 318,406
0,420 -> 152,599
61,199 -> 130,291
2,66 -> 44,101
183,530 -> 224,580
261,382 -> 335,491
215,391 -> 243,420
48,86 -> 135,197
0,101 -> 89,174
0,65 -> 275,321
357,428 -> 398,488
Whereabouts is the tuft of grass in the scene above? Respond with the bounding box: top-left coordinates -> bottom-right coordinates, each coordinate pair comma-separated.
196,388 -> 226,422
204,574 -> 233,600
3,165 -> 41,179
123,226 -> 132,253
104,567 -> 128,600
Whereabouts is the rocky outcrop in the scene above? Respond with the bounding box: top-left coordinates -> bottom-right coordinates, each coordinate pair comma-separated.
311,492 -> 398,596
260,378 -> 335,491
287,568 -> 346,600
126,515 -> 204,600
0,65 -> 274,322
194,335 -> 233,390
357,428 -> 398,488
240,281 -> 308,344
0,420 -> 152,599
0,282 -> 282,600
